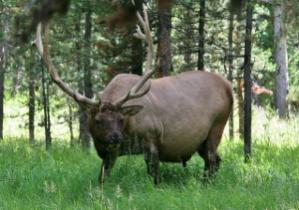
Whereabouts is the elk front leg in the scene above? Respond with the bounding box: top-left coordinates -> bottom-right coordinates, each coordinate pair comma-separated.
99,153 -> 117,185
144,143 -> 160,186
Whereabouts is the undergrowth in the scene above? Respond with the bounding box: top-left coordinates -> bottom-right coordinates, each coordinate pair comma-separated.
1,137 -> 299,210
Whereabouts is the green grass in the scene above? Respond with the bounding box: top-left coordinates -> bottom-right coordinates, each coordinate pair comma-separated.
1,137 -> 299,210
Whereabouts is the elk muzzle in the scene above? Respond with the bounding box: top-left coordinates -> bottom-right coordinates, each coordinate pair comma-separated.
107,131 -> 123,144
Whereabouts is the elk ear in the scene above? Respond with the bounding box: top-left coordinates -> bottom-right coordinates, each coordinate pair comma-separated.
86,104 -> 100,118
121,105 -> 143,116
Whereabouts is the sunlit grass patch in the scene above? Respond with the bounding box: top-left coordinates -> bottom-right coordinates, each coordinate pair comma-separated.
1,104 -> 299,209
1,137 -> 299,210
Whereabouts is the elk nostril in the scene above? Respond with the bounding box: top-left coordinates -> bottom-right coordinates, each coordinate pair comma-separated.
111,132 -> 123,143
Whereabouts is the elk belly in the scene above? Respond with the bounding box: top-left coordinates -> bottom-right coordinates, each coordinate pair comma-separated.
158,133 -> 208,162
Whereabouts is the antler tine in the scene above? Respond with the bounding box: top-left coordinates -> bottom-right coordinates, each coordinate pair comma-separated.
135,4 -> 154,76
35,23 -> 98,107
114,4 -> 155,107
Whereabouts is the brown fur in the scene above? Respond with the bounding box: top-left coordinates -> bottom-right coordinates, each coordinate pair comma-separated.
89,71 -> 233,185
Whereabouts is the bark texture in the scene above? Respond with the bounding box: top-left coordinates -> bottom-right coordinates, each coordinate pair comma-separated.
0,43 -> 4,140
131,37 -> 143,76
243,0 -> 253,162
274,1 -> 289,118
197,0 -> 205,70
156,1 -> 172,77
228,10 -> 234,140
28,51 -> 35,144
80,7 -> 93,149
41,60 -> 52,150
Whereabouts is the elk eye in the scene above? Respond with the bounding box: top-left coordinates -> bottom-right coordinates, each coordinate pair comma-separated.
119,117 -> 124,123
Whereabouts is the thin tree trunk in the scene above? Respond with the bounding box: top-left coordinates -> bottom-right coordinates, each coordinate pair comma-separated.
83,7 -> 93,99
75,11 -> 85,147
183,7 -> 193,71
80,5 -> 93,149
237,77 -> 244,138
274,2 -> 288,118
41,59 -> 51,150
0,42 -> 5,140
197,0 -> 205,70
46,81 -> 51,148
243,0 -> 253,162
234,20 -> 244,139
0,1 -> 4,141
131,37 -> 143,76
28,50 -> 35,144
68,103 -> 74,146
156,2 -> 172,77
41,61 -> 48,148
228,9 -> 234,140
79,104 -> 89,148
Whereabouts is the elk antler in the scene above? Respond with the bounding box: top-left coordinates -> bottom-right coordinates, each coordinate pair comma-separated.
35,23 -> 99,107
113,4 -> 155,107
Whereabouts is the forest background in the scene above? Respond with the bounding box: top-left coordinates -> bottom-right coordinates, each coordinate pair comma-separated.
0,0 -> 299,209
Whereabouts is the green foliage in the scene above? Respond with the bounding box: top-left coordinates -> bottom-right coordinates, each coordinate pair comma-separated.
1,138 -> 299,209
2,0 -> 298,114
288,86 -> 299,101
255,5 -> 273,51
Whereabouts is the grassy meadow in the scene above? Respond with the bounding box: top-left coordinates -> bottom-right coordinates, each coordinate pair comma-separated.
1,106 -> 299,210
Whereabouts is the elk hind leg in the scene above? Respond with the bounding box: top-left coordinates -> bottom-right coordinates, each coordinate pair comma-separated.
198,142 -> 221,179
198,125 -> 224,179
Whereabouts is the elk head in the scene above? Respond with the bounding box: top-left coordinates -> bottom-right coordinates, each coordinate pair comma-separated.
36,5 -> 154,145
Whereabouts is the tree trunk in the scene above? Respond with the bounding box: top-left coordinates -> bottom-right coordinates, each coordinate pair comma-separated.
41,59 -> 51,150
46,81 -> 51,148
79,102 -> 89,148
131,37 -> 143,76
237,77 -> 244,138
234,20 -> 244,139
28,50 -> 35,144
228,10 -> 234,140
243,0 -> 253,162
0,42 -> 5,140
75,11 -> 85,147
80,6 -> 93,149
68,103 -> 75,146
182,6 -> 194,71
274,1 -> 289,119
156,1 -> 172,77
197,0 -> 205,71
0,2 -> 4,141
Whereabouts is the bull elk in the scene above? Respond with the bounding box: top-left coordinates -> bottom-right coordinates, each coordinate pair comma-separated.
36,5 -> 233,185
